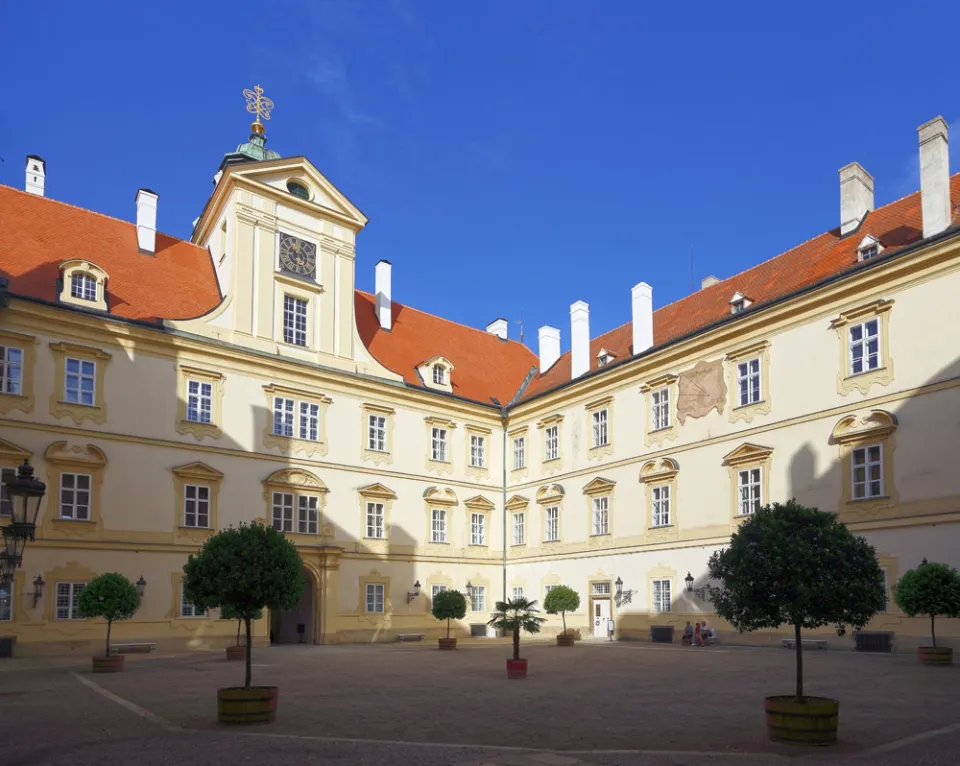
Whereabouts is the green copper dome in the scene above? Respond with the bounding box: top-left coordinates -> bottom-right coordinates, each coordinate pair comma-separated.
218,129 -> 280,173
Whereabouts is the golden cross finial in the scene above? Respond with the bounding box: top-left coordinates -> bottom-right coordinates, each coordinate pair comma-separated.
243,84 -> 274,135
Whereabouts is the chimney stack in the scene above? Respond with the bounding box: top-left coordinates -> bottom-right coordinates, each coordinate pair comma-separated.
538,326 -> 560,374
485,318 -> 508,340
375,260 -> 392,330
136,189 -> 159,254
631,282 -> 653,355
701,275 -> 720,290
570,301 -> 590,379
838,163 -> 874,236
918,117 -> 951,239
25,155 -> 45,197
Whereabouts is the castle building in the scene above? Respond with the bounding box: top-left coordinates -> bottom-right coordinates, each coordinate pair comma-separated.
1,104 -> 959,654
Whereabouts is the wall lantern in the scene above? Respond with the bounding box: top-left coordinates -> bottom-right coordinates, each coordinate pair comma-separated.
1,460 -> 47,583
136,576 -> 147,598
31,574 -> 45,608
406,580 -> 421,604
685,571 -> 716,601
614,576 -> 635,607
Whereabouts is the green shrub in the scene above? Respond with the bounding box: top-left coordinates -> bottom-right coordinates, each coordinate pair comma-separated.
431,590 -> 467,639
894,560 -> 960,647
543,586 -> 580,636
78,573 -> 141,657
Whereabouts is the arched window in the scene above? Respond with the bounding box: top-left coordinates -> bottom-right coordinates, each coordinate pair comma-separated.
70,273 -> 97,302
432,364 -> 445,385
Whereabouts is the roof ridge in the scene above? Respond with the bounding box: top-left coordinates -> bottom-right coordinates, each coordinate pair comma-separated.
0,183 -> 206,252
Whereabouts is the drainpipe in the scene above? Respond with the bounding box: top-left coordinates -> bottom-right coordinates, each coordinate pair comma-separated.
501,406 -> 508,606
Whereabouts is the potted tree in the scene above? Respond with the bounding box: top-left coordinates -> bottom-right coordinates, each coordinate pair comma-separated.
183,522 -> 304,724
431,589 -> 467,650
221,605 -> 264,661
543,585 -> 580,646
78,573 -> 141,673
708,500 -> 884,746
894,559 -> 960,666
487,596 -> 546,679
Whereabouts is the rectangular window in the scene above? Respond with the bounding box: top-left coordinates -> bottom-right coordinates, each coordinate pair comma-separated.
365,583 -> 385,613
651,485 -> 671,527
470,512 -> 486,545
431,584 -> 447,599
64,358 -> 96,406
186,379 -> 213,423
0,466 -> 15,516
468,585 -> 486,612
271,492 -> 294,532
860,245 -> 879,261
652,579 -> 672,613
592,409 -> 609,447
59,473 -> 91,520
298,495 -> 319,535
183,484 -> 210,528
738,468 -> 762,516
592,582 -> 611,596
368,415 -> 386,452
71,273 -> 97,301
0,584 -> 10,621
544,425 -> 559,461
544,506 -> 560,542
737,358 -> 762,406
431,508 -> 447,543
283,295 -> 308,346
0,345 -> 23,395
852,444 -> 884,499
512,587 -> 524,600
366,501 -> 385,539
432,365 -> 445,385
180,582 -> 206,618
273,396 -> 295,437
652,388 -> 670,430
299,402 -> 320,441
512,512 -> 525,546
470,435 -> 486,468
431,427 -> 448,462
592,496 -> 609,535
513,436 -> 525,470
849,319 -> 880,375
55,582 -> 86,620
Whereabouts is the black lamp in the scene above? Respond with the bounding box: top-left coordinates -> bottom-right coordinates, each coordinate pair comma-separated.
1,461 -> 47,578
136,576 -> 147,598
406,580 -> 421,603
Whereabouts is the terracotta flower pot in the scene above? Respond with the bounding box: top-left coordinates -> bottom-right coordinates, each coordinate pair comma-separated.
438,637 -> 457,650
918,646 -> 953,666
225,645 -> 245,661
92,654 -> 125,673
556,633 -> 575,647
217,686 -> 279,725
506,658 -> 528,680
764,695 -> 839,746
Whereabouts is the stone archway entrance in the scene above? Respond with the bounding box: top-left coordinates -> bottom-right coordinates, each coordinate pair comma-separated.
270,567 -> 317,644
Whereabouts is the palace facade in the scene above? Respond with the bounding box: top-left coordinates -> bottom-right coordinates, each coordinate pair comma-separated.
1,114 -> 959,655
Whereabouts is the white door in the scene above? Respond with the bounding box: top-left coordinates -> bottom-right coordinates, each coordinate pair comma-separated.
593,599 -> 610,638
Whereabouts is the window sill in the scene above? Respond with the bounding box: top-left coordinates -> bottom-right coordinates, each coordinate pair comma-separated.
649,524 -> 674,530
846,367 -> 886,379
56,517 -> 94,523
511,466 -> 526,472
733,400 -> 765,410
543,457 -> 561,464
468,543 -> 488,548
649,426 -> 672,434
848,495 -> 890,504
364,536 -> 387,542
590,532 -> 610,538
590,443 -> 611,451
179,525 -> 213,532
468,464 -> 488,471
510,543 -> 527,548
543,538 -> 560,544
428,458 -> 450,465
59,400 -> 97,409
428,540 -> 450,545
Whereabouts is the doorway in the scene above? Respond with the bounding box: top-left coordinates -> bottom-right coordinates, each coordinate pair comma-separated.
270,567 -> 316,644
592,598 -> 610,638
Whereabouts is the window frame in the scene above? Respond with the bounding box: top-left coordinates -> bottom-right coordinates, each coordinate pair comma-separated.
641,374 -> 678,447
591,496 -> 609,536
183,483 -> 211,528
263,384 -> 332,457
651,484 -> 671,528
851,443 -> 884,500
362,404 -> 395,465
0,328 -> 36,417
365,501 -> 385,539
431,508 -> 447,544
180,581 -> 207,618
55,582 -> 86,620
282,294 -> 309,347
544,505 -> 560,543
70,272 -> 98,302
58,472 -> 92,521
512,511 -> 526,546
470,511 -> 486,546
737,466 -> 763,517
50,342 -> 111,425
736,357 -> 762,407
468,585 -> 486,613
652,578 -> 672,614
830,299 -> 895,395
365,583 -> 385,614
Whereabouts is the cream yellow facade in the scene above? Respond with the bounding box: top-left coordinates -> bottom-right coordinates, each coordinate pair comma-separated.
2,132 -> 960,655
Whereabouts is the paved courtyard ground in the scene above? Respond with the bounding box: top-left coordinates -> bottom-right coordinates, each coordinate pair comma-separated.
2,639 -> 959,765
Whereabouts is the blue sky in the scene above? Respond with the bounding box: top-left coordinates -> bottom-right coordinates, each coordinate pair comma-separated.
3,1 -> 957,350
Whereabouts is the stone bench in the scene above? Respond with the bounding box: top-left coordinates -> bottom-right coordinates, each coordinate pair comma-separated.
113,642 -> 156,654
396,633 -> 425,642
781,638 -> 827,650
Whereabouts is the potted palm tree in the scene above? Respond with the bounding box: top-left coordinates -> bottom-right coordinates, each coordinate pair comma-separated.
487,596 -> 546,679
894,559 -> 960,665
77,573 -> 141,673
543,585 -> 580,646
431,589 -> 467,650
222,605 -> 264,661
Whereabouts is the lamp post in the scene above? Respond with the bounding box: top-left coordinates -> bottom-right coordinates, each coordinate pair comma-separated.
406,580 -> 421,604
136,576 -> 147,599
684,571 -> 716,601
1,460 -> 46,586
614,576 -> 635,607
30,575 -> 45,608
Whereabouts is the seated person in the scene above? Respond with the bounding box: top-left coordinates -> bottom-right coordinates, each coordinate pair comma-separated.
694,622 -> 703,646
701,620 -> 715,644
682,621 -> 693,645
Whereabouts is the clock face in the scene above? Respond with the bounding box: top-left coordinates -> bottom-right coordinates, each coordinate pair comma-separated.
278,234 -> 317,278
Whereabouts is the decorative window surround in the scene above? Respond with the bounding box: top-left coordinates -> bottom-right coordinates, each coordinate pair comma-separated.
832,410 -> 899,521
652,578 -> 673,613
465,495 -> 496,548
722,444 -> 773,529
537,414 -> 564,471
640,374 -> 678,448
55,581 -> 87,620
465,424 -> 492,478
509,425 -> 528,478
59,260 -> 109,312
49,342 -> 111,425
41,441 -> 106,538
857,234 -> 884,262
176,365 -> 224,441
418,356 -> 454,393
422,486 -> 458,548
830,299 -> 894,395
358,483 -> 397,552
582,477 -> 615,542
725,340 -> 771,423
274,275 -> 320,351
357,571 -> 391,624
361,403 -> 395,465
534,486 -> 563,546
0,329 -> 36,415
261,468 -> 330,543
424,417 -> 456,474
639,458 -> 680,544
171,462 -> 223,544
43,564 -> 96,622
262,383 -> 332,458
585,396 -> 614,460
511,511 -> 526,546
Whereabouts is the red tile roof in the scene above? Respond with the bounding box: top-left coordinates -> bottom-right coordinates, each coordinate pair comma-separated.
519,175 -> 960,401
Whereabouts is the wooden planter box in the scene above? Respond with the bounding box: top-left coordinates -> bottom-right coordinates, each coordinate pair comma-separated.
217,687 -> 279,725
556,633 -> 575,647
764,696 -> 838,746
92,655 -> 125,673
918,646 -> 953,665
438,638 -> 457,650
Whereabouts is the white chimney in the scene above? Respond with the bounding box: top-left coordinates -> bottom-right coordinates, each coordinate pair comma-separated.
701,275 -> 720,290
486,318 -> 508,340
570,301 -> 590,379
25,155 -> 45,197
839,162 -> 874,236
375,260 -> 392,330
538,326 -> 560,374
918,117 -> 951,239
136,189 -> 159,254
631,282 -> 653,355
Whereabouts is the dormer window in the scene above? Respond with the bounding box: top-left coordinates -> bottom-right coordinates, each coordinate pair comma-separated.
857,235 -> 884,262
729,291 -> 752,315
432,365 -> 445,385
286,180 -> 310,200
59,260 -> 109,312
596,348 -> 616,368
418,356 -> 455,393
70,273 -> 97,302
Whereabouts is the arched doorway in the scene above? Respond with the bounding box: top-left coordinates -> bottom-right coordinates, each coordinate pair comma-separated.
270,567 -> 317,644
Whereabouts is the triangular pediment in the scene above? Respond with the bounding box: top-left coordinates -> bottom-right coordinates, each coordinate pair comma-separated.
358,482 -> 397,500
171,461 -> 224,481
582,477 -> 616,496
465,495 -> 497,511
722,444 -> 773,467
503,495 -> 529,511
0,438 -> 31,464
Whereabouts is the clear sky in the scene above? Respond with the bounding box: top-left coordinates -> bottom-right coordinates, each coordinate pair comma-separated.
3,1 -> 957,350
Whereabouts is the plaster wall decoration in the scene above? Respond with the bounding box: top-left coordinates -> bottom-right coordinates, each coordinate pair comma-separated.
676,359 -> 727,424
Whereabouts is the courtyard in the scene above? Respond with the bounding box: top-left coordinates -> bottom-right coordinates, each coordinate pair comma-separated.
1,639 -> 958,766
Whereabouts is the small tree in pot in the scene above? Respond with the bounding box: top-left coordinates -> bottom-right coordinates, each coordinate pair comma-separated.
221,604 -> 264,660
894,559 -> 960,665
487,596 -> 546,679
431,589 -> 467,650
78,573 -> 141,673
708,500 -> 884,746
184,522 -> 304,724
543,586 -> 580,646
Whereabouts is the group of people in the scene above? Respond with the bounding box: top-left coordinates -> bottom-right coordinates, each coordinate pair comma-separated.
682,620 -> 716,646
